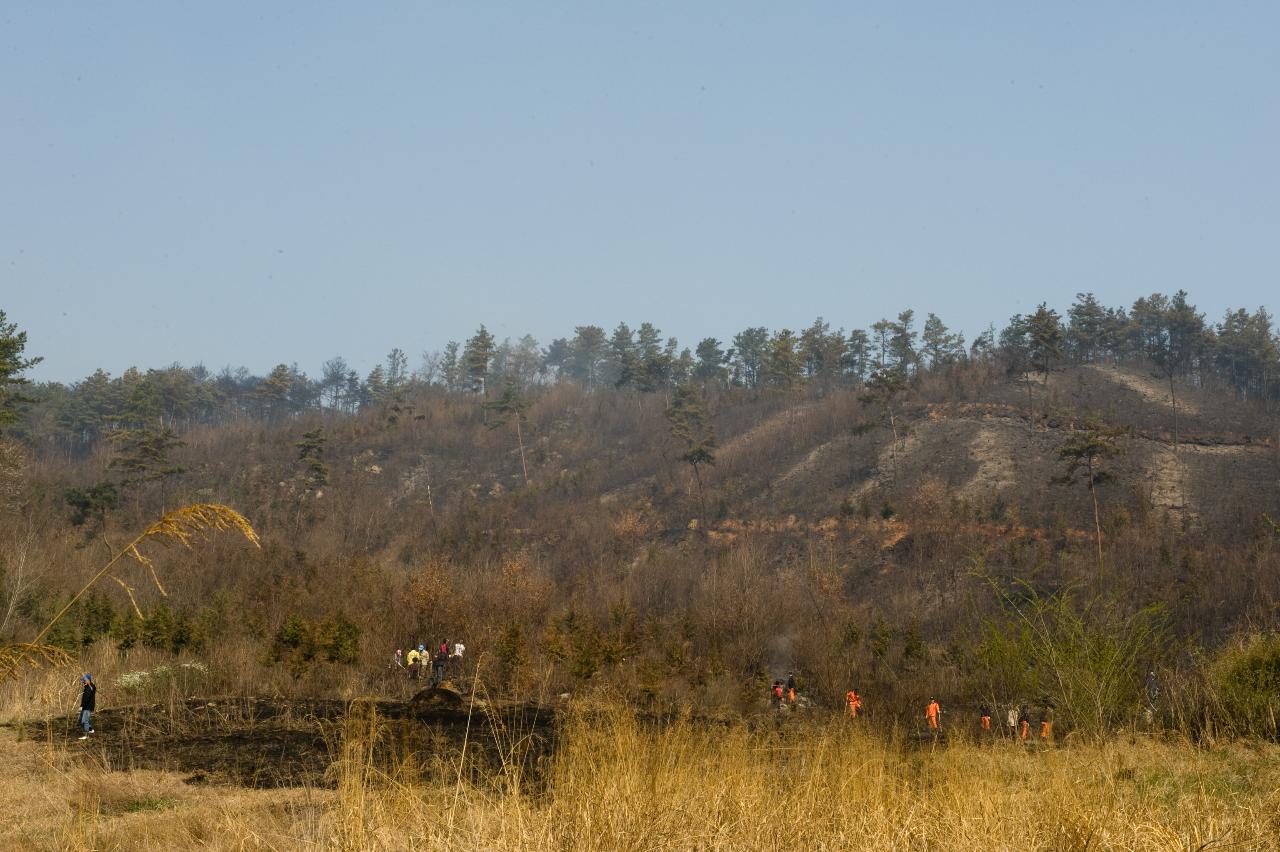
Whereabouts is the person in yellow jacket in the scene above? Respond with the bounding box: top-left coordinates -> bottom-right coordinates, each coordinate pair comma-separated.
406,646 -> 422,679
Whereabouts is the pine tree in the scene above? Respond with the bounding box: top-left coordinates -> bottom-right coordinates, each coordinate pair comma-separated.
693,338 -> 728,386
567,326 -> 608,386
344,370 -> 363,413
1128,294 -> 1169,362
1026,304 -> 1064,424
1028,304 -> 1064,374
254,364 -> 294,421
463,326 -> 496,394
296,427 -> 328,489
969,325 -> 996,361
0,310 -> 41,432
1067,293 -> 1109,362
843,329 -> 871,381
1149,290 -> 1206,452
636,337 -> 674,394
764,330 -> 804,388
56,368 -> 117,448
636,323 -> 663,362
870,319 -> 894,370
729,327 -> 769,388
888,310 -> 919,375
364,365 -> 388,407
440,341 -> 462,391
286,364 -> 315,415
607,323 -> 637,389
633,326 -> 671,393
483,380 -> 531,485
921,313 -> 963,368
108,426 -> 185,487
1054,418 -> 1127,581
543,338 -> 571,381
385,348 -> 409,391
63,481 -> 120,530
321,357 -> 349,412
860,367 -> 908,483
671,346 -> 694,386
665,382 -> 716,522
799,317 -> 833,380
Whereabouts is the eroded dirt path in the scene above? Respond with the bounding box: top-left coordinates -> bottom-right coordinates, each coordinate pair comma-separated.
1087,365 -> 1199,416
961,424 -> 1020,501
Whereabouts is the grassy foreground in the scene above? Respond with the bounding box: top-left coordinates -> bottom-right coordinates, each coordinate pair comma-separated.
4,707 -> 1279,851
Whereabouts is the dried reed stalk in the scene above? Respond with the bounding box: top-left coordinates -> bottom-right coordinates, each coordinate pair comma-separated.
0,503 -> 259,683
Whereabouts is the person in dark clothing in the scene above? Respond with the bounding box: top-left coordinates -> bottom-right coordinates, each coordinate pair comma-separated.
432,650 -> 448,685
78,674 -> 96,739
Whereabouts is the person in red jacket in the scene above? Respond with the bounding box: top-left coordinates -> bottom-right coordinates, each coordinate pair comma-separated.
846,689 -> 863,720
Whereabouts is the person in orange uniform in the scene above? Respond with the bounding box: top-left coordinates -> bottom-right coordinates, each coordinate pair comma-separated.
926,698 -> 941,731
847,689 -> 863,719
1018,705 -> 1031,740
1039,705 -> 1053,741
979,704 -> 992,733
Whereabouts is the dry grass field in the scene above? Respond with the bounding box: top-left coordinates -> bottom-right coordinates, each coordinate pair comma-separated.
3,701 -> 1279,851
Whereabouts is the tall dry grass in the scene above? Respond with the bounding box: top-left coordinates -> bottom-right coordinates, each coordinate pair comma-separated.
314,702 -> 1280,851
5,699 -> 1279,851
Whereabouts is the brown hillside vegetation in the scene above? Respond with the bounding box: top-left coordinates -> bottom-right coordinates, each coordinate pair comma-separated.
2,360 -> 1277,718
3,317 -> 1280,849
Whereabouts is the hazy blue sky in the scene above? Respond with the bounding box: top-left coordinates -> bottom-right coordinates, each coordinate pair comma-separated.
3,2 -> 1276,382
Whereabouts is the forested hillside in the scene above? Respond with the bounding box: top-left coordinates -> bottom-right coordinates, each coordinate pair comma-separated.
2,292 -> 1279,731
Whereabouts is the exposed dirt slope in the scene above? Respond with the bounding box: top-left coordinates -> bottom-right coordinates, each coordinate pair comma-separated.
731,366 -> 1277,526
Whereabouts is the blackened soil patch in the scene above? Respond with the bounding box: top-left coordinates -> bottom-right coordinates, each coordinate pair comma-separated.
22,696 -> 556,789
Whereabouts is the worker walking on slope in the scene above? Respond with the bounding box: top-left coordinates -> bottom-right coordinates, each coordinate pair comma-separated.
1018,705 -> 1031,741
926,697 -> 941,732
786,672 -> 797,704
847,689 -> 863,720
407,645 -> 422,679
979,703 -> 992,733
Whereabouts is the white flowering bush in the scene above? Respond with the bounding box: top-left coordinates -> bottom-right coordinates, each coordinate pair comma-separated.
114,661 -> 209,692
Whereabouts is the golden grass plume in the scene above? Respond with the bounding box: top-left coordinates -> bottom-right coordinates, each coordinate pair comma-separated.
1,503 -> 259,682
0,643 -> 73,677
